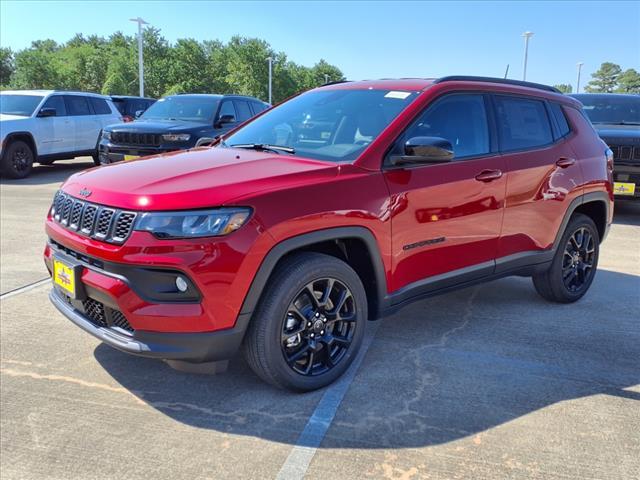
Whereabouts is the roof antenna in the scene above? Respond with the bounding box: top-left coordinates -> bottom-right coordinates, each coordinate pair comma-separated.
504,64 -> 510,79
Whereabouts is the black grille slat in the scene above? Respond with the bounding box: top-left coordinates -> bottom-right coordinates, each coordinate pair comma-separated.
49,191 -> 137,244
110,310 -> 134,333
82,298 -> 107,327
113,212 -> 136,241
81,205 -> 98,234
610,145 -> 640,163
70,201 -> 84,229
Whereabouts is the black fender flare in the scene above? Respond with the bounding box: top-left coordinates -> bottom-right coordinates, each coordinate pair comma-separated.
552,191 -> 611,249
238,226 -> 389,319
3,131 -> 38,157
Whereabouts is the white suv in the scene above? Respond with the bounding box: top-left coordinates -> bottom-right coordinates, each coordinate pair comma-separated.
0,90 -> 122,179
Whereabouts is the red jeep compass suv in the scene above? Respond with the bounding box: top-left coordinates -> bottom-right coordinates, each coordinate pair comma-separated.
45,77 -> 614,391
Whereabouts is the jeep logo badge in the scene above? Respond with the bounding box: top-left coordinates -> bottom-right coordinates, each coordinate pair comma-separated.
78,188 -> 92,198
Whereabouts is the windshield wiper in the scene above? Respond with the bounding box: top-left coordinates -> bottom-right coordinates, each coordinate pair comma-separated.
229,143 -> 296,154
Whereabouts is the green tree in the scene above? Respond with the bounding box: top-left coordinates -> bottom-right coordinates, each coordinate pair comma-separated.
142,27 -> 170,98
224,36 -> 272,100
585,62 -> 622,93
164,38 -> 209,94
616,68 -> 640,94
308,59 -> 344,88
553,83 -> 572,94
0,47 -> 14,86
10,47 -> 62,89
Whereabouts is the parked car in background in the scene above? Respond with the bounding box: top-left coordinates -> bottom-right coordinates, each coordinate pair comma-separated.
98,94 -> 269,164
1,90 -> 122,179
571,93 -> 640,199
110,95 -> 156,122
46,77 -> 612,391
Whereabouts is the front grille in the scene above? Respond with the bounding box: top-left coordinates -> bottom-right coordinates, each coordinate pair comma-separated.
610,145 -> 640,163
51,191 -> 137,245
111,131 -> 162,147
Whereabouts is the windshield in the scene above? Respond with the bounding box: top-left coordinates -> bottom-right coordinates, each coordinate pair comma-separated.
576,95 -> 640,125
0,94 -> 43,117
141,96 -> 219,123
223,89 -> 418,162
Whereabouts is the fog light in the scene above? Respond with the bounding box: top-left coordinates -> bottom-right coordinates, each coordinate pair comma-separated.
176,276 -> 188,292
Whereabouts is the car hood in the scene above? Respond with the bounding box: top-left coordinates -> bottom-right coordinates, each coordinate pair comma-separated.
105,119 -> 211,133
0,114 -> 30,122
593,124 -> 640,142
62,147 -> 339,210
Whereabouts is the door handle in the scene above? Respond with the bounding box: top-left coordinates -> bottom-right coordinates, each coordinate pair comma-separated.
475,169 -> 503,182
556,157 -> 576,168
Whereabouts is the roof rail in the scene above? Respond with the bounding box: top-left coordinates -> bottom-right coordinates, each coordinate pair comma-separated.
434,76 -> 561,94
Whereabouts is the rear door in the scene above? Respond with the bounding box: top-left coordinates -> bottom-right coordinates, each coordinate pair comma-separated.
35,95 -> 73,154
64,95 -> 101,151
384,92 -> 506,295
493,95 -> 583,267
214,99 -> 239,134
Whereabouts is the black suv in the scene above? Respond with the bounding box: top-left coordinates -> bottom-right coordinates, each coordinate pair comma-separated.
572,93 -> 640,199
98,94 -> 269,164
110,95 -> 156,122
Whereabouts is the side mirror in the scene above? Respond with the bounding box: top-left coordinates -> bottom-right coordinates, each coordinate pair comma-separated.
390,136 -> 454,166
215,114 -> 236,128
134,110 -> 144,119
38,107 -> 57,118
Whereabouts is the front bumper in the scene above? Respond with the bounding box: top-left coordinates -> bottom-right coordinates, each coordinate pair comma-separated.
49,288 -> 249,361
98,140 -> 196,164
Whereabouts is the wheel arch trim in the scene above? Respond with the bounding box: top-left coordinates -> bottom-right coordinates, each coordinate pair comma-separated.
2,131 -> 39,157
238,226 -> 389,319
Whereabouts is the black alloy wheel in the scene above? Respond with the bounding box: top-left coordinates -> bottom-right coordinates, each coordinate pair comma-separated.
561,227 -> 596,293
281,278 -> 357,376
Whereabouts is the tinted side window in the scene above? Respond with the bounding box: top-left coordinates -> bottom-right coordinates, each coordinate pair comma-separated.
112,99 -> 126,115
42,95 -> 67,116
251,101 -> 268,114
550,102 -> 571,137
126,99 -> 148,116
494,96 -> 553,151
65,95 -> 92,116
218,100 -> 236,121
90,97 -> 112,115
234,100 -> 253,122
403,94 -> 490,159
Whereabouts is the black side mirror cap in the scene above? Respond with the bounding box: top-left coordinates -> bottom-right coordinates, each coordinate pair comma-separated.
37,107 -> 57,118
390,136 -> 454,166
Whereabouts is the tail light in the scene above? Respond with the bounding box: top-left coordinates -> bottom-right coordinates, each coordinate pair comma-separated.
122,115 -> 134,123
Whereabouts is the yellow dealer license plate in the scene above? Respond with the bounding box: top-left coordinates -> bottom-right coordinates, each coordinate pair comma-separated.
124,154 -> 140,161
614,182 -> 636,196
53,258 -> 77,298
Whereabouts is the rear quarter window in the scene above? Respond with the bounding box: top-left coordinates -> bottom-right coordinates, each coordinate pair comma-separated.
494,96 -> 553,151
89,97 -> 113,115
550,102 -> 571,138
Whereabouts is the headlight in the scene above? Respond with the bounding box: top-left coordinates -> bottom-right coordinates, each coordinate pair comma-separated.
134,208 -> 252,239
102,130 -> 111,141
162,134 -> 191,142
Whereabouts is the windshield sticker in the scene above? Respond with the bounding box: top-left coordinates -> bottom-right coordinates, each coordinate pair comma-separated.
385,91 -> 411,100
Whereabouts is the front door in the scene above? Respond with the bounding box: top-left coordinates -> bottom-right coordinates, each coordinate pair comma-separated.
384,93 -> 506,297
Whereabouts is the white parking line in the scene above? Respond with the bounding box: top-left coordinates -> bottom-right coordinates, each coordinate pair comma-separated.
276,321 -> 380,480
0,278 -> 50,300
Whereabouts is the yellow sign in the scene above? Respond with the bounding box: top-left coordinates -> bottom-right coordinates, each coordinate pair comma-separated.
53,258 -> 76,297
613,182 -> 636,196
124,155 -> 140,162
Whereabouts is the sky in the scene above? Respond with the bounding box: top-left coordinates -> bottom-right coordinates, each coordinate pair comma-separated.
1,0 -> 639,90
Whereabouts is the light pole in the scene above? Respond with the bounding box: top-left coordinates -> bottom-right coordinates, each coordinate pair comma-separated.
266,57 -> 273,104
576,62 -> 584,93
324,74 -> 329,84
521,31 -> 534,81
130,17 -> 148,97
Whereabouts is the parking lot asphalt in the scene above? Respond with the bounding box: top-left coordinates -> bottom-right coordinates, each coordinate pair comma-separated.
1,159 -> 639,479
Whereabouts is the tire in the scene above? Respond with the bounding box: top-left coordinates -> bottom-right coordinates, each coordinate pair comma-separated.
243,252 -> 368,392
1,140 -> 34,179
532,213 -> 600,303
91,151 -> 101,166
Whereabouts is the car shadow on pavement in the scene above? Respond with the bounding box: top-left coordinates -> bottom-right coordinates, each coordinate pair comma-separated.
94,268 -> 640,449
613,200 -> 640,226
0,160 -> 95,186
